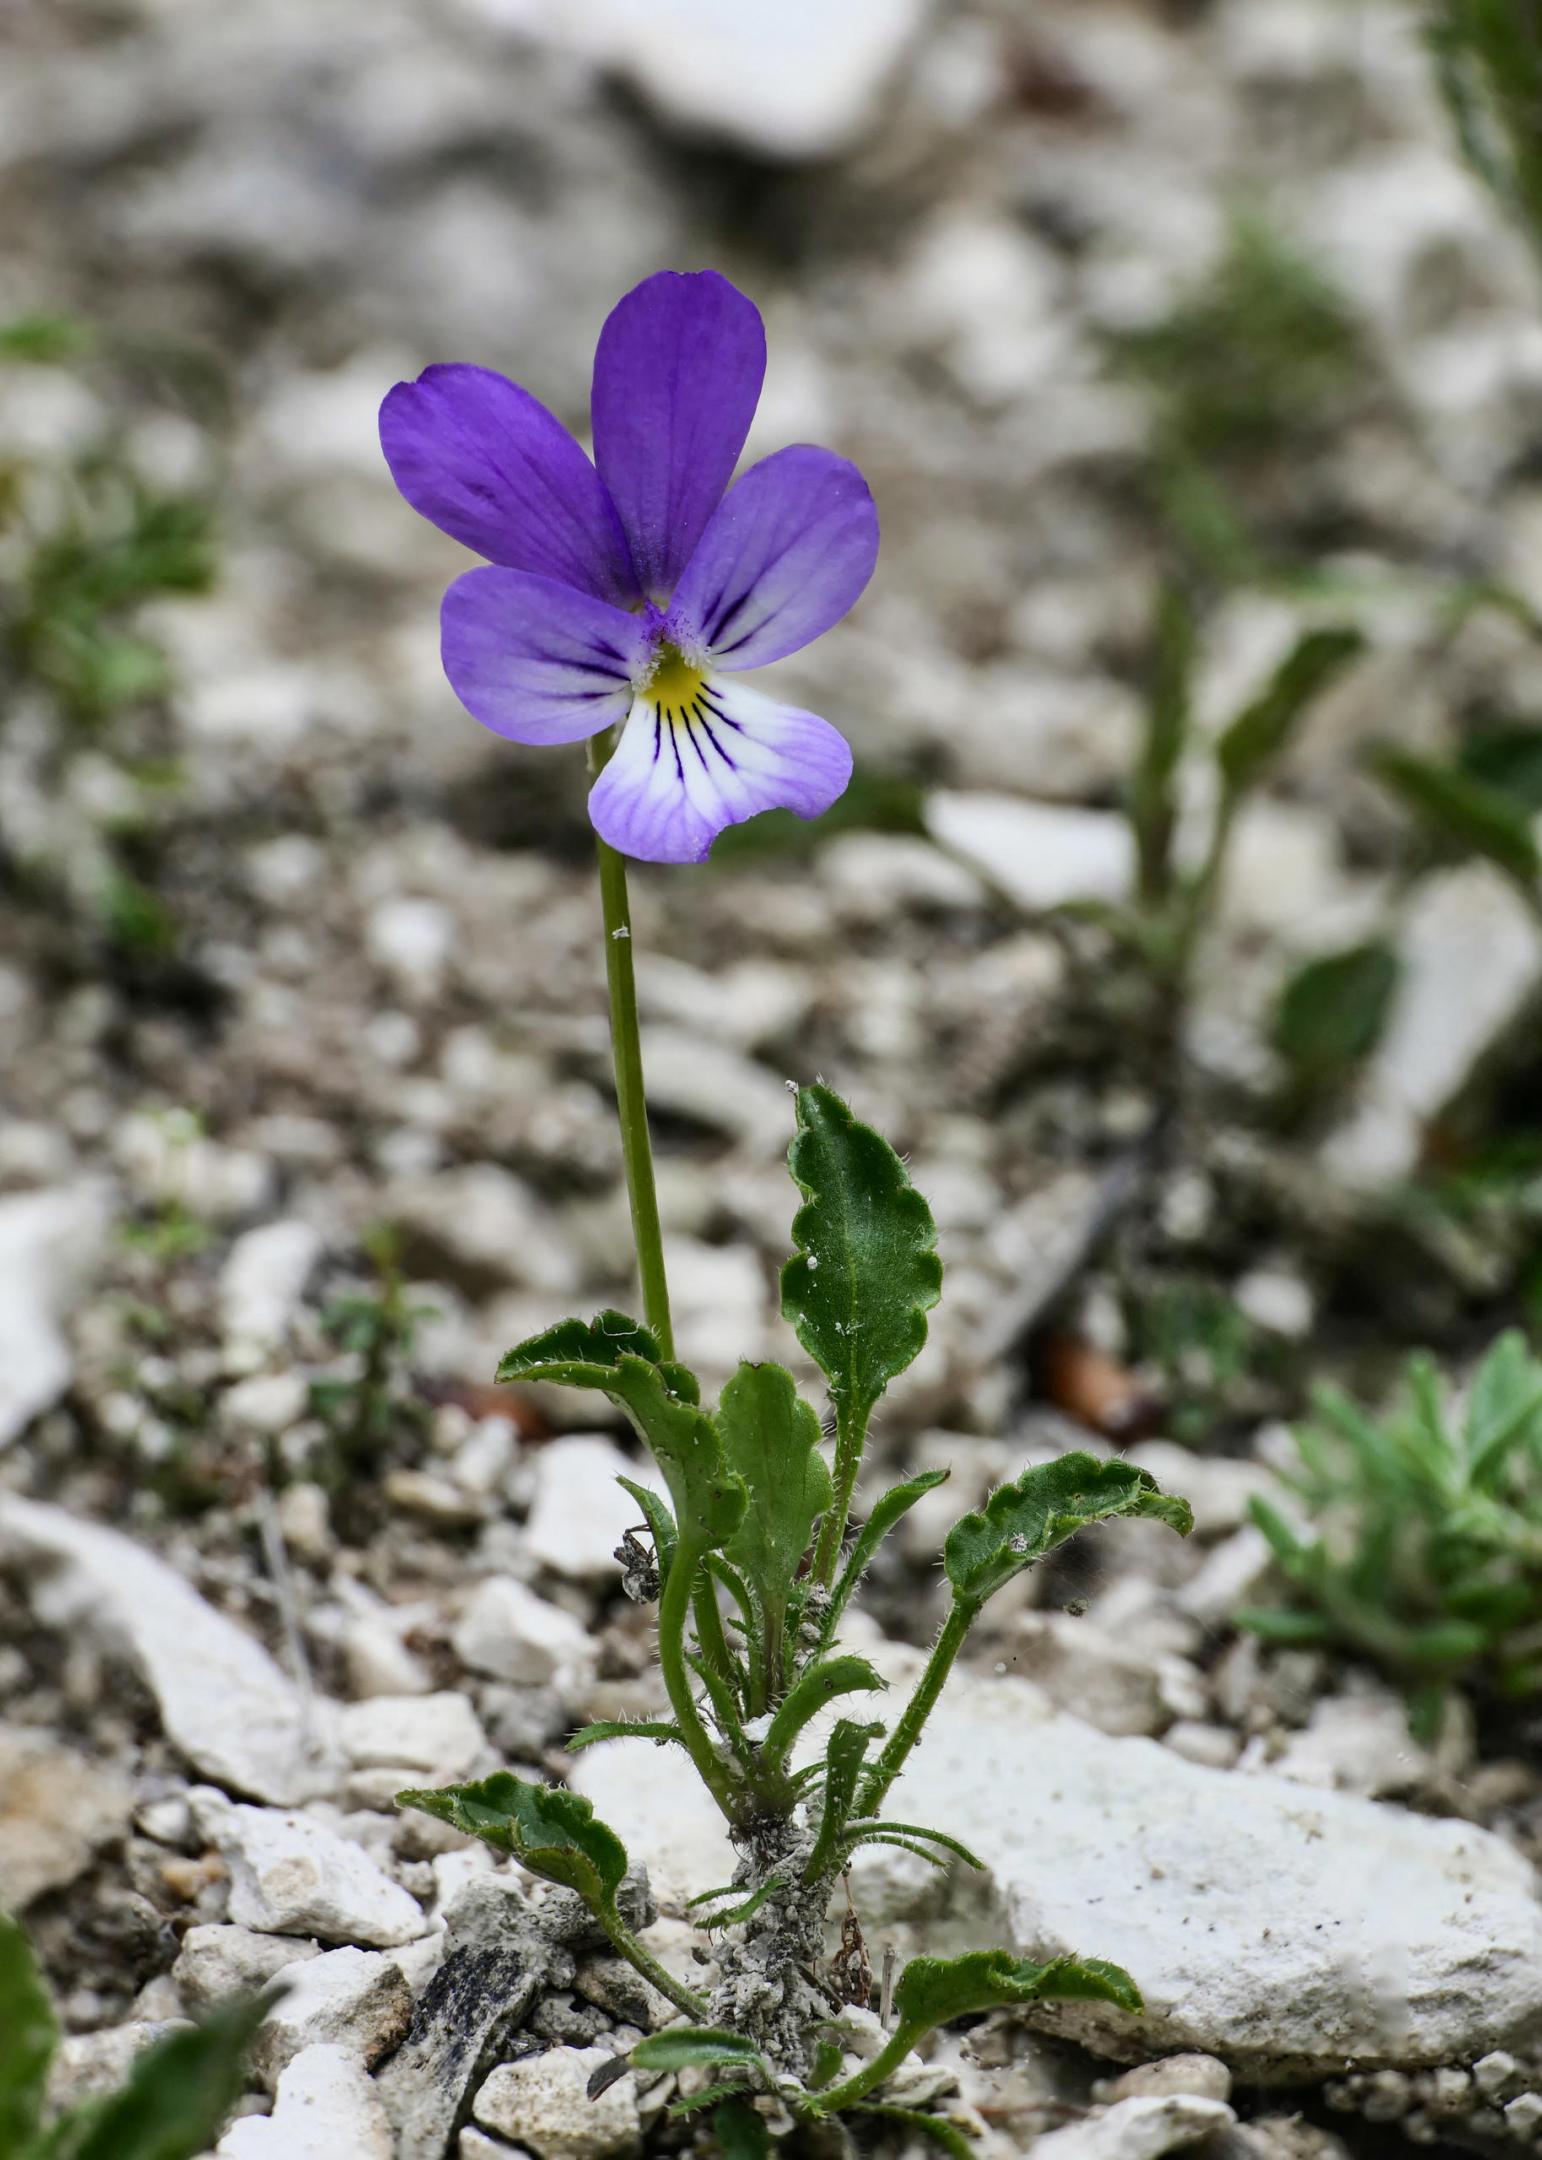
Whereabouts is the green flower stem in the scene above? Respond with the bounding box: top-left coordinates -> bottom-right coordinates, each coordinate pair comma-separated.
586,729 -> 674,1361
811,1403 -> 866,1590
658,1535 -> 741,1823
858,1599 -> 973,1818
809,2021 -> 925,2116
597,1898 -> 709,2022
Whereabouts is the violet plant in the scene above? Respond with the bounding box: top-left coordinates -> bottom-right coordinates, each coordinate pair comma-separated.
380,272 -> 1193,2152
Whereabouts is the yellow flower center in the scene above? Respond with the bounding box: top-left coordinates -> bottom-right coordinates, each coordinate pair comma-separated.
644,643 -> 708,710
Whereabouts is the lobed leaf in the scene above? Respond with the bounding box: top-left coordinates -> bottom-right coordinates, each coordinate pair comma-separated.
719,1362 -> 831,1644
944,1453 -> 1193,1612
893,1950 -> 1143,2035
396,1772 -> 626,1909
499,1319 -> 742,1555
1215,627 -> 1363,796
35,1991 -> 273,2160
780,1085 -> 942,1432
0,1913 -> 57,2157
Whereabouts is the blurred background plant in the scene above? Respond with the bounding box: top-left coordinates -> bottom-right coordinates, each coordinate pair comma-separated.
1240,1329 -> 1542,1738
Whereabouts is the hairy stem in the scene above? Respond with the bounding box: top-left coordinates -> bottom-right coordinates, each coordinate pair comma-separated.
858,1599 -> 973,1817
658,1537 -> 740,1822
586,730 -> 674,1360
809,2022 -> 923,2115
811,1401 -> 866,1590
596,1898 -> 709,2022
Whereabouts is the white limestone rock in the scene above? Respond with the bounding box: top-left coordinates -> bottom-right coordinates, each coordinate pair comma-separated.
452,1575 -> 594,1685
338,1692 -> 487,1778
191,1789 -> 428,1947
473,2045 -> 640,2160
0,1727 -> 133,1909
926,791 -> 1135,912
250,1946 -> 414,2085
1031,2093 -> 1236,2159
173,1924 -> 322,2014
0,1181 -> 113,1448
218,1219 -> 324,1352
0,1497 -> 339,1804
524,1436 -> 661,1580
217,2042 -> 394,2159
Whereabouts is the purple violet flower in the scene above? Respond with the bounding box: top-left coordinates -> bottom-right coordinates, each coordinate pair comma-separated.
380,270 -> 879,864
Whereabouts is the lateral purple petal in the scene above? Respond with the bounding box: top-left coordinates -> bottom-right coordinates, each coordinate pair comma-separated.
670,445 -> 879,672
590,270 -> 766,603
381,364 -> 637,605
441,567 -> 646,746
588,677 -> 852,864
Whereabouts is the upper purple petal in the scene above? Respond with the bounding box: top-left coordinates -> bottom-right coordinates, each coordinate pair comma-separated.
590,270 -> 766,603
381,364 -> 638,606
669,445 -> 879,672
441,566 -> 647,745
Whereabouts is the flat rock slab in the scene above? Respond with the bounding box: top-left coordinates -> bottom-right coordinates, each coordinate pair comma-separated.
192,1788 -> 428,1948
0,1496 -> 339,1805
218,2042 -> 394,2160
576,1666 -> 1542,2081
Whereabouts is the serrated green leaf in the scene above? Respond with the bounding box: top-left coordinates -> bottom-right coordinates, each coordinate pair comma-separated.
825,1468 -> 951,1644
37,1992 -> 271,2160
761,1655 -> 887,1773
781,1086 -> 942,1433
943,1452 -> 1193,1612
893,1950 -> 1143,2034
396,1772 -> 626,1910
805,1718 -> 886,1880
1272,940 -> 1400,1089
719,1362 -> 831,1689
1373,746 -> 1542,888
1215,627 -> 1364,795
0,1912 -> 56,2156
714,2098 -> 776,2155
498,1317 -> 742,1554
630,2027 -> 770,2075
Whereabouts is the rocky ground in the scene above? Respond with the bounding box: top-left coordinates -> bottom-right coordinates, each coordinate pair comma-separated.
4,0 -> 1542,2154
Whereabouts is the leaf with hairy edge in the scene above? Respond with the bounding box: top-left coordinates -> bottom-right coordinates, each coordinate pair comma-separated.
944,1453 -> 1192,1614
37,1991 -> 274,2160
781,1086 -> 942,1432
719,1362 -> 831,1682
805,1719 -> 885,1880
840,1820 -> 984,1870
0,1913 -> 56,2157
1373,746 -> 1542,889
567,1720 -> 682,1751
1215,627 -> 1363,796
825,1469 -> 950,1641
761,1656 -> 887,1772
630,2028 -> 770,2076
690,1877 -> 785,1931
893,1950 -> 1143,2034
396,1772 -> 625,1910
498,1318 -> 743,1554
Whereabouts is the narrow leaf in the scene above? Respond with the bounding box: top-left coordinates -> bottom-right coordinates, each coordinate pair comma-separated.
761,1655 -> 887,1770
944,1452 -> 1192,1612
893,1950 -> 1143,2035
840,1820 -> 984,1870
396,1772 -> 626,1909
1373,745 -> 1542,888
691,1877 -> 785,1930
40,1991 -> 272,2160
719,1362 -> 832,1657
853,2103 -> 977,2157
825,1467 -> 950,1642
0,1912 -> 57,2157
1216,627 -> 1363,795
781,1085 -> 942,1432
617,1475 -> 677,1588
630,2027 -> 770,2075
805,1718 -> 886,1880
566,1720 -> 683,1751
1464,1331 -> 1542,1483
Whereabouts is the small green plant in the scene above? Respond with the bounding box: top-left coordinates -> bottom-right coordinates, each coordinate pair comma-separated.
0,1911 -> 266,2159
1240,1330 -> 1542,1736
401,1087 -> 1192,2147
307,1226 -> 434,1473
